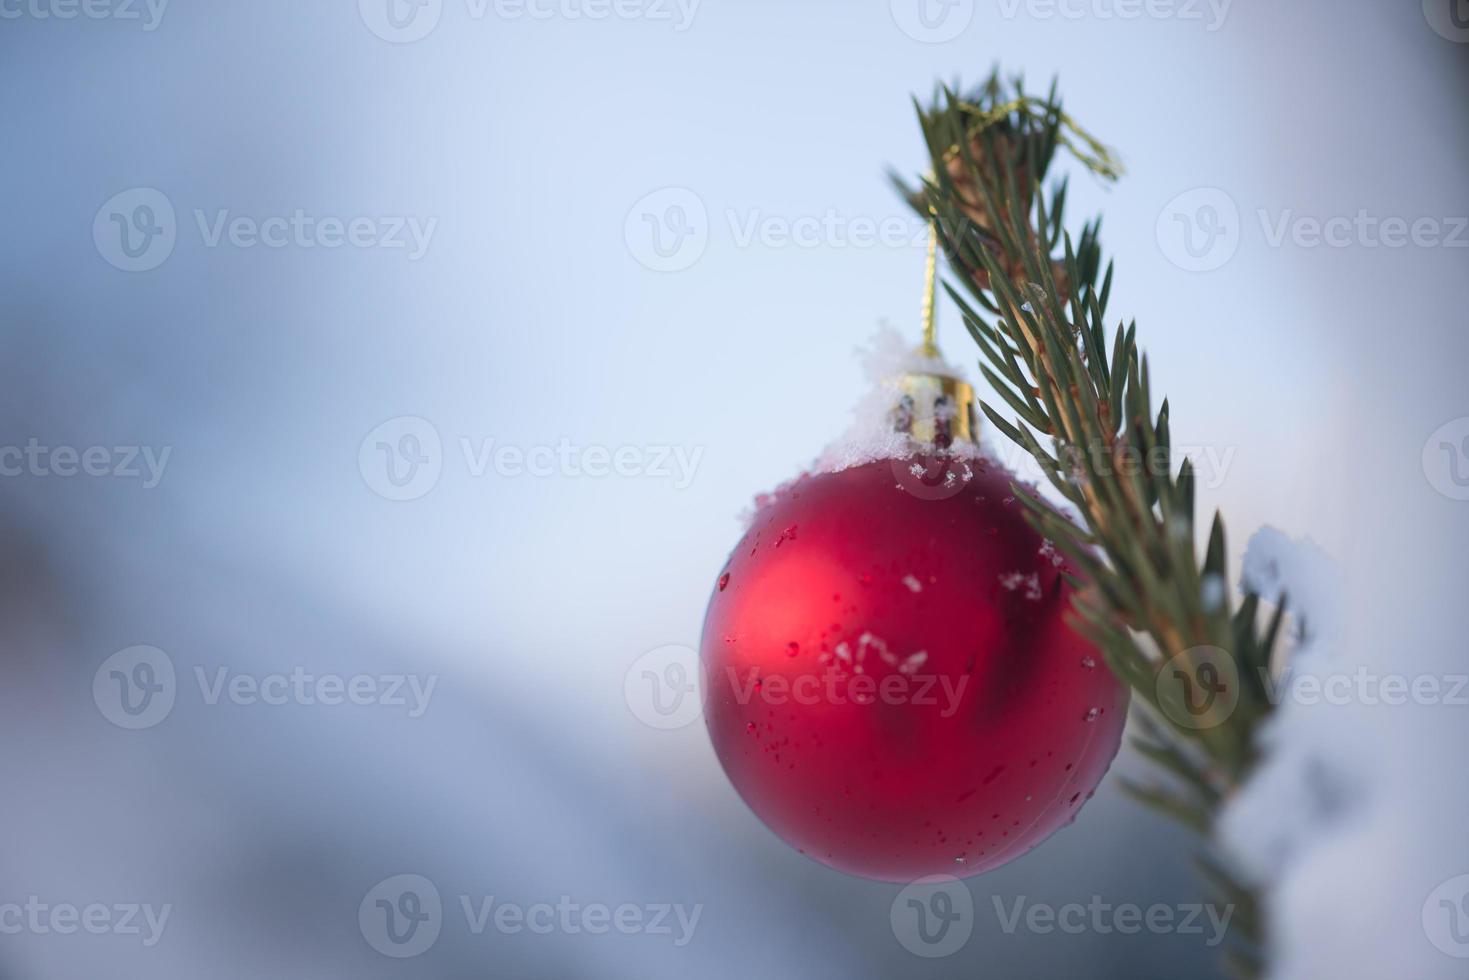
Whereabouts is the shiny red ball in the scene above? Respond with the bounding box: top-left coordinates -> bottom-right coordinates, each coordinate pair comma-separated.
700,456 -> 1127,881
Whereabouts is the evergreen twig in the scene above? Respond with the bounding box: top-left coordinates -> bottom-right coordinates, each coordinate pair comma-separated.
899,70 -> 1284,976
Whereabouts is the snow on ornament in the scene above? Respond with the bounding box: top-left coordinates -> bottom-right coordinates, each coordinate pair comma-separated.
699,313 -> 1127,881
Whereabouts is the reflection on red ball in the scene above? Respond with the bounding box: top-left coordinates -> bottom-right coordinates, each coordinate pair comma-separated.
700,456 -> 1128,881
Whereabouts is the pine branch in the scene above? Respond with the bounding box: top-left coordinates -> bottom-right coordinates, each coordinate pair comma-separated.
902,71 -> 1285,973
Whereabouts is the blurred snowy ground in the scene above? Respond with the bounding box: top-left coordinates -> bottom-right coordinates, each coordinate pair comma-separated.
0,0 -> 1465,977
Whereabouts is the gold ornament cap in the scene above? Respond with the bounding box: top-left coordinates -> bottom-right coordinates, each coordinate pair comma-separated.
889,357 -> 977,448
888,222 -> 977,448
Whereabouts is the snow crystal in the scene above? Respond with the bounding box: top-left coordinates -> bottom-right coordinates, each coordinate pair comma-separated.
859,631 -> 900,667
999,571 -> 1042,601
897,650 -> 929,675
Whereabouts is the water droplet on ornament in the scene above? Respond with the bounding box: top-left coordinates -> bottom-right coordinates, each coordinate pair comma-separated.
786,642 -> 800,657
717,573 -> 730,591
1084,707 -> 1100,721
1081,656 -> 1096,669
745,722 -> 756,734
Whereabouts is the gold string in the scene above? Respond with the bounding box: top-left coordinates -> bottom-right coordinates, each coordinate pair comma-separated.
920,220 -> 938,356
944,97 -> 1124,181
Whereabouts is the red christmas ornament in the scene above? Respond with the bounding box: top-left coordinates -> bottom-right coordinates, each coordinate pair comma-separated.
700,360 -> 1127,882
